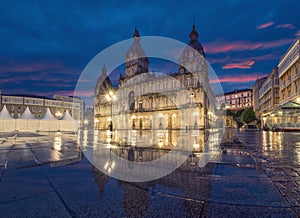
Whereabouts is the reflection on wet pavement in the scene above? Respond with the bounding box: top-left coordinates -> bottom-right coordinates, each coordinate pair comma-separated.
0,130 -> 299,217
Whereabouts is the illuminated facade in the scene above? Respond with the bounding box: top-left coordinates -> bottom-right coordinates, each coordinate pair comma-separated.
253,37 -> 300,130
0,92 -> 82,132
215,89 -> 252,111
258,68 -> 280,126
0,92 -> 82,120
94,26 -> 216,131
278,37 -> 300,105
252,76 -> 267,117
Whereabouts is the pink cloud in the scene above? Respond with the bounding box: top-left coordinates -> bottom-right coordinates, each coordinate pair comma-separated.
257,22 -> 274,30
222,60 -> 255,69
0,78 -> 20,83
204,38 -> 294,54
207,53 -> 280,65
276,24 -> 296,29
210,74 -> 265,83
0,60 -> 79,75
73,90 -> 94,97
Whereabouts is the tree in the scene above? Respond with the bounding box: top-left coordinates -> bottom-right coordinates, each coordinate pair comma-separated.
240,108 -> 256,124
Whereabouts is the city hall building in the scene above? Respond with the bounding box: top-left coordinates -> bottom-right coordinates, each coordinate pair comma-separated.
94,25 -> 216,131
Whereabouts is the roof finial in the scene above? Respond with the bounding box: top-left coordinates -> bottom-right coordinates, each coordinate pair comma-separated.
192,19 -> 195,29
133,27 -> 140,38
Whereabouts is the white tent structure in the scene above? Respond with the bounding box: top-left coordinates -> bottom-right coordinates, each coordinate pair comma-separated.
60,110 -> 77,132
39,108 -> 59,132
0,105 -> 15,132
15,107 -> 38,132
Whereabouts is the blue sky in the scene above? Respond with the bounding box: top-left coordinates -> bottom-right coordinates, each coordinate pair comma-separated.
0,0 -> 299,98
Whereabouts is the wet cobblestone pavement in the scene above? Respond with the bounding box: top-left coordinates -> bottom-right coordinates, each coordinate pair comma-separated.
0,130 -> 299,217
236,129 -> 300,217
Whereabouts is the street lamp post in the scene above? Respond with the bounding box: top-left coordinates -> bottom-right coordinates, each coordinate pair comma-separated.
106,91 -> 116,132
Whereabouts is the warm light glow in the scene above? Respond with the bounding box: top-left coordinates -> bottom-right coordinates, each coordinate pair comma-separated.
106,90 -> 116,102
55,111 -> 62,119
105,94 -> 111,101
83,130 -> 88,146
54,132 -> 62,151
193,143 -> 199,150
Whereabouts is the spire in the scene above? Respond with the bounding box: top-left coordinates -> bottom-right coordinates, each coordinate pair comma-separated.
102,64 -> 107,77
126,28 -> 149,78
133,27 -> 140,38
189,22 -> 198,41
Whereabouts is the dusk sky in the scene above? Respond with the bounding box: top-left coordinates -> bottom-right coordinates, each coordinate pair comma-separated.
1,1 -> 299,99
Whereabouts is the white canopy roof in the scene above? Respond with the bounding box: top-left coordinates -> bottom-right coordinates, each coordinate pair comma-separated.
19,107 -> 35,119
61,110 -> 74,121
41,108 -> 57,120
0,105 -> 13,119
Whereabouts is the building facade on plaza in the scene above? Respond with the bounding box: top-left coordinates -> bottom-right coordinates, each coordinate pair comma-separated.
0,91 -> 82,132
94,25 -> 216,131
252,76 -> 267,117
252,36 -> 300,129
215,89 -> 253,111
257,68 -> 280,127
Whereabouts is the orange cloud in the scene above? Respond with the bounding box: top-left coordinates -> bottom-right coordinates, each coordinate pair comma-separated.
276,24 -> 295,29
222,60 -> 255,69
257,22 -> 274,30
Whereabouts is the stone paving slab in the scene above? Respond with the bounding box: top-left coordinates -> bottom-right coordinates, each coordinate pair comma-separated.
0,167 -> 52,203
41,162 -> 110,217
30,147 -> 64,164
146,193 -> 204,218
203,202 -> 296,218
0,150 -> 9,167
5,145 -> 36,169
144,176 -> 212,201
0,191 -> 71,218
210,175 -> 290,207
214,164 -> 263,177
216,154 -> 256,165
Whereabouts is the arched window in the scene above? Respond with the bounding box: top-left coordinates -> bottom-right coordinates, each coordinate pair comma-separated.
128,91 -> 135,110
